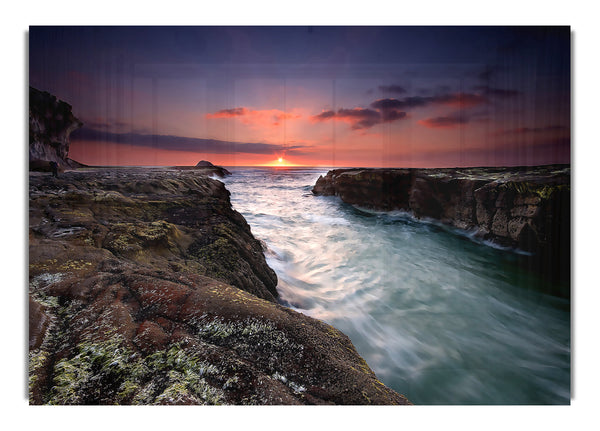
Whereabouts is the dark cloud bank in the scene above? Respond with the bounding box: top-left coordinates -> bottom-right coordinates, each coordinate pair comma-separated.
72,127 -> 309,155
201,83 -> 522,134
311,91 -> 501,130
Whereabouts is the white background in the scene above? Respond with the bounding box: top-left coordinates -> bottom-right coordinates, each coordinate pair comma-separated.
2,1 -> 596,429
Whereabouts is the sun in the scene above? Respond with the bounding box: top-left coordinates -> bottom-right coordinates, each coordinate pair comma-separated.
261,156 -> 299,167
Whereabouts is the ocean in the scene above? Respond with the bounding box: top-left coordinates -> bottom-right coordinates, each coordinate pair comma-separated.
221,166 -> 570,405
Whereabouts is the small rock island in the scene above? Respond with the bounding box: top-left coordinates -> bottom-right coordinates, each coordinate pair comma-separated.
174,160 -> 232,178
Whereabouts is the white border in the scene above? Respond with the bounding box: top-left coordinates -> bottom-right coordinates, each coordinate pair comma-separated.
4,2 -> 597,429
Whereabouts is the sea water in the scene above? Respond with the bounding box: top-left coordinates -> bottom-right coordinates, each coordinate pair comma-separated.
221,166 -> 570,405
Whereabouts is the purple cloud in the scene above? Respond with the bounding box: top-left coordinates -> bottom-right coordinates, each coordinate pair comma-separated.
418,115 -> 468,128
71,127 -> 311,155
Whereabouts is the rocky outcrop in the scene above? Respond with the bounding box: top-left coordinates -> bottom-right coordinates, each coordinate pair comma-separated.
195,160 -> 217,167
174,161 -> 232,178
29,86 -> 84,170
29,169 -> 409,405
313,166 -> 570,297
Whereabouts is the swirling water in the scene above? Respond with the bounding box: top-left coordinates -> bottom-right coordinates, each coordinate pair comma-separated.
222,167 -> 570,405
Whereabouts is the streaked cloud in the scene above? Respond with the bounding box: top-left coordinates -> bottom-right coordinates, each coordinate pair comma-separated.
310,106 -> 407,130
206,106 -> 301,128
433,93 -> 488,108
206,107 -> 248,118
494,125 -> 569,136
71,127 -> 310,155
418,115 -> 468,129
312,91 -> 487,131
370,97 -> 430,110
336,108 -> 384,130
474,85 -> 521,98
370,92 -> 488,111
312,110 -> 336,121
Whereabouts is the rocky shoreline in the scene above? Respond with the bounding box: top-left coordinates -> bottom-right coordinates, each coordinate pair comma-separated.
313,166 -> 570,298
28,86 -> 409,405
28,168 -> 410,405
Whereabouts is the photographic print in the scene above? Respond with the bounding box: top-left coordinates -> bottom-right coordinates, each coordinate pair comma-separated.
28,26 -> 570,405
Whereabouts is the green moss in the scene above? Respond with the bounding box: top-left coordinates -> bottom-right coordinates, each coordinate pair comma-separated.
116,380 -> 140,403
29,260 -> 60,273
29,274 -> 64,309
58,259 -> 93,271
190,315 -> 305,382
213,223 -> 237,239
193,316 -> 293,349
45,337 -> 226,405
500,181 -> 569,200
154,369 -> 223,405
106,232 -> 139,253
222,375 -> 239,390
104,221 -> 180,258
29,350 -> 49,399
196,318 -> 237,339
187,230 -> 241,282
49,336 -> 132,404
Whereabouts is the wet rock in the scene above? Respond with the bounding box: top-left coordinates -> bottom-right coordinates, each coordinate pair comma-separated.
30,170 -> 278,302
312,165 -> 570,297
491,208 -> 509,237
29,169 -> 409,405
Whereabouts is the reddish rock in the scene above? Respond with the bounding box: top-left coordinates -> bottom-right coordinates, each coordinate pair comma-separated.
28,169 -> 409,405
29,298 -> 50,350
134,320 -> 170,352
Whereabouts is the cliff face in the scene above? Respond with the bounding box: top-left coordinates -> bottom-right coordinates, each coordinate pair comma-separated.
313,166 -> 570,297
29,86 -> 83,170
29,169 -> 409,405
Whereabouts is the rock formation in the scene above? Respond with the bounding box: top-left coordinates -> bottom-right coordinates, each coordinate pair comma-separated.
313,166 -> 570,298
29,169 -> 409,405
195,160 -> 216,167
174,160 -> 232,177
29,86 -> 84,171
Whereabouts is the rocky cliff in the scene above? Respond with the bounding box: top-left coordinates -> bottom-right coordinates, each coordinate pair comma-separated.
29,86 -> 84,171
29,168 -> 409,405
313,166 -> 570,297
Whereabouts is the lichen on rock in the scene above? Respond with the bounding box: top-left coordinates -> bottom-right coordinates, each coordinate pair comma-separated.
28,168 -> 409,405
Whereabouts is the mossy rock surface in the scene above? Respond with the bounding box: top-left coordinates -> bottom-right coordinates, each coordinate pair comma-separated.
29,169 -> 409,405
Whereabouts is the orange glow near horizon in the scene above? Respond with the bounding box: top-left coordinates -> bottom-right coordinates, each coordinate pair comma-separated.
70,140 -> 321,167
68,139 -> 506,169
260,157 -> 303,167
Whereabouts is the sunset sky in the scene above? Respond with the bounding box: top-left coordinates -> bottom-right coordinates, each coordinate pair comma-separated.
29,26 -> 570,167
